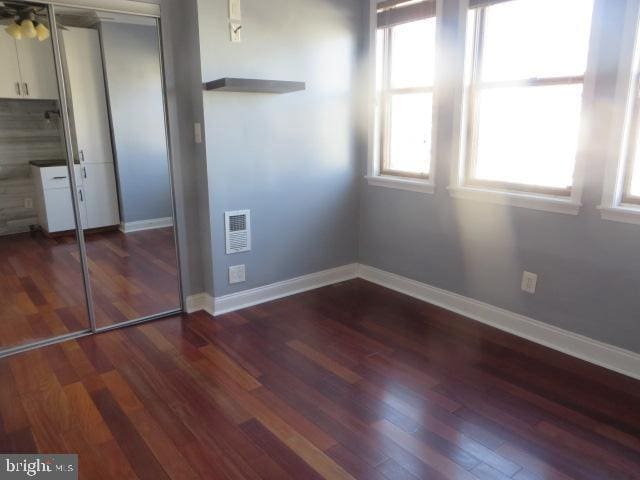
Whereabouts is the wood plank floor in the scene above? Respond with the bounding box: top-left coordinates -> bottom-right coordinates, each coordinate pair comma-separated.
1,279 -> 639,479
0,228 -> 180,350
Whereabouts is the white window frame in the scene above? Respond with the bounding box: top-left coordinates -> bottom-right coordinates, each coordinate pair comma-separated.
600,0 -> 640,226
366,0 -> 441,194
449,0 -> 598,215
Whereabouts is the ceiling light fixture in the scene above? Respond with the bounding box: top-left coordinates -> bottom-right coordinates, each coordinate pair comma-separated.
35,21 -> 48,40
5,20 -> 21,39
1,3 -> 50,41
20,18 -> 36,38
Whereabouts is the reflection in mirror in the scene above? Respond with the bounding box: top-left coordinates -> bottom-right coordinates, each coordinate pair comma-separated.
56,7 -> 180,328
0,2 -> 90,351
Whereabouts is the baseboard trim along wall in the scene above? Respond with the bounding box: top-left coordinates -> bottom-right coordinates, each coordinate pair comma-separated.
186,263 -> 640,381
119,217 -> 174,233
186,263 -> 359,317
357,264 -> 640,381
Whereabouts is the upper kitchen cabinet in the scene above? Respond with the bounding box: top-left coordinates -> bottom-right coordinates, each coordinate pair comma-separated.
14,37 -> 59,100
0,35 -> 58,100
0,34 -> 22,98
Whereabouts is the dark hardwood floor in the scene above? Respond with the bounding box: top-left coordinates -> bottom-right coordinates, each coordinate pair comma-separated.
1,279 -> 639,479
0,227 -> 180,350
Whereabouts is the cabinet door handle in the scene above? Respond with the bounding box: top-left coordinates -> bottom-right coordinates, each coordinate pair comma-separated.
79,150 -> 85,163
52,176 -> 67,180
15,82 -> 21,96
79,189 -> 84,202
82,167 -> 87,179
23,83 -> 29,96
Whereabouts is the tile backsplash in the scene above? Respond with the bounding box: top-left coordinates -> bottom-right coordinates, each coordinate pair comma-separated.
0,99 -> 65,236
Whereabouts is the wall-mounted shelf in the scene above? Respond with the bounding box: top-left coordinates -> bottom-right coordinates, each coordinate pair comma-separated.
204,78 -> 306,94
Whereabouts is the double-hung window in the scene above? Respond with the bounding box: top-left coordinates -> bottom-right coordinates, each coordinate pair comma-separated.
619,27 -> 640,206
372,0 -> 438,189
601,7 -> 640,225
457,0 -> 594,209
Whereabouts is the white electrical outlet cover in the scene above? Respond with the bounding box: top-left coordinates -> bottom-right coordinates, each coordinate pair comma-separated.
521,271 -> 538,294
229,265 -> 246,284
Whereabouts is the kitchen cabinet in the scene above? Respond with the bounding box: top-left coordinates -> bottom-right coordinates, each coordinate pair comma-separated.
31,164 -> 82,233
0,34 -> 22,98
78,163 -> 120,229
62,27 -> 114,165
15,38 -> 59,100
0,35 -> 58,100
32,163 -> 120,233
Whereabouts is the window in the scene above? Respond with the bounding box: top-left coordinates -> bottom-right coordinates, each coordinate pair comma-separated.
459,0 -> 594,201
601,6 -> 640,225
620,26 -> 640,205
371,0 -> 438,189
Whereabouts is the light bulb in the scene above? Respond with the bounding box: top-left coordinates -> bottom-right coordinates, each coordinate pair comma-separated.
21,19 -> 37,39
5,22 -> 22,40
35,23 -> 49,41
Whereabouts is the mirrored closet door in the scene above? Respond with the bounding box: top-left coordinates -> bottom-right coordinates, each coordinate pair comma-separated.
54,5 -> 181,330
0,0 -> 182,356
0,3 -> 91,353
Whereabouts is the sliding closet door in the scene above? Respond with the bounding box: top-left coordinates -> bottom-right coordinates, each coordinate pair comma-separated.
54,7 -> 181,329
0,2 -> 91,353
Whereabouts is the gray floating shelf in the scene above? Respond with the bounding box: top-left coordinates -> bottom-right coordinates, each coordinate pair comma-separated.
204,78 -> 306,94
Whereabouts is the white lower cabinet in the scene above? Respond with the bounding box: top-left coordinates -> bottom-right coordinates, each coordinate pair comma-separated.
79,163 -> 120,229
32,164 -> 120,234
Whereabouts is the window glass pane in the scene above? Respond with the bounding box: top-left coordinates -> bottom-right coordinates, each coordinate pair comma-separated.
388,93 -> 432,175
630,152 -> 640,197
474,84 -> 582,189
391,18 -> 436,88
481,0 -> 593,82
376,29 -> 384,92
464,11 -> 476,87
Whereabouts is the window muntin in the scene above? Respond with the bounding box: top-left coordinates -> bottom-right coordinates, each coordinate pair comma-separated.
377,17 -> 436,178
464,0 -> 594,195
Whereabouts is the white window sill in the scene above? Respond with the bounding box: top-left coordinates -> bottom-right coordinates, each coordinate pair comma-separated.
365,175 -> 435,194
599,205 -> 640,226
448,185 -> 581,215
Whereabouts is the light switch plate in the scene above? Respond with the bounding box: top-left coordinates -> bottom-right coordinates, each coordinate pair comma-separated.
194,122 -> 202,144
229,0 -> 241,20
230,22 -> 242,42
229,265 -> 246,284
24,198 -> 33,209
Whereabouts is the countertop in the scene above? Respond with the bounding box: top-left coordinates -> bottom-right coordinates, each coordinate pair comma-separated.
29,159 -> 78,168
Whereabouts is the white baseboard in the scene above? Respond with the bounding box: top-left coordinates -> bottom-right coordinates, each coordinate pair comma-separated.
185,264 -> 358,317
120,217 -> 174,234
184,262 -> 640,381
358,264 -> 640,381
185,292 -> 215,315
213,263 -> 359,315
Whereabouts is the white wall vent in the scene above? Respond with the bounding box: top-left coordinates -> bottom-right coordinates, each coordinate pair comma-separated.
225,210 -> 251,254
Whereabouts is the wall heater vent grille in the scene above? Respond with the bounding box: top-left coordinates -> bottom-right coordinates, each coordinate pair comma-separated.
225,210 -> 251,254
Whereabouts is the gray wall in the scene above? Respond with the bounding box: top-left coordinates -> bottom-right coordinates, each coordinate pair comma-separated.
160,0 -> 214,298
0,99 -> 63,236
197,0 -> 363,296
359,0 -> 640,354
100,21 -> 173,224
